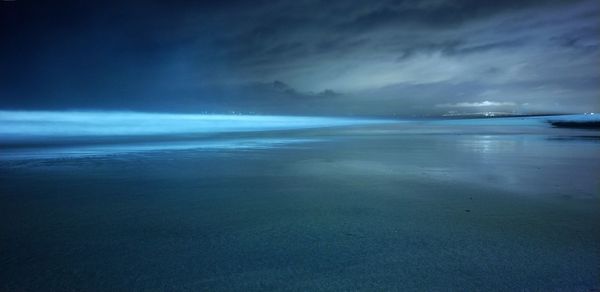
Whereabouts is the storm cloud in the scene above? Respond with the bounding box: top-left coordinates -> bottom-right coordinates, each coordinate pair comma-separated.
1,0 -> 598,115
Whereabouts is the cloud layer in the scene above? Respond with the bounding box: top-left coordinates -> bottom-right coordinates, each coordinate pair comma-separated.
0,0 -> 598,115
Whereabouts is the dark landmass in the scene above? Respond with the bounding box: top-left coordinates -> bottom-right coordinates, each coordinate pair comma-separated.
548,121 -> 600,129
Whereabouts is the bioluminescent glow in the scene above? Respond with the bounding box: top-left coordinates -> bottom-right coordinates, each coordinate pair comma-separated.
0,110 -> 392,160
0,110 -> 390,140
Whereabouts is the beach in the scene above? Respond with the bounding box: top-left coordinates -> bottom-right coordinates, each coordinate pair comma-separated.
0,117 -> 599,290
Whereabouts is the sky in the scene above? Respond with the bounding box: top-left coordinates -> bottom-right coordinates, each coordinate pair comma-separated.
1,0 -> 598,116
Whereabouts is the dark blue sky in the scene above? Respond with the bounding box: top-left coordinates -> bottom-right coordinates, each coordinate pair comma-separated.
1,0 -> 598,115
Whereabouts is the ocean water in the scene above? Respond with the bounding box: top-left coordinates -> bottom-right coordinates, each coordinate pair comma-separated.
0,113 -> 599,290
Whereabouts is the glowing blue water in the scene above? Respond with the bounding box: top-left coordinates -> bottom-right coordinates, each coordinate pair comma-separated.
0,110 -> 388,139
1,111 -> 597,160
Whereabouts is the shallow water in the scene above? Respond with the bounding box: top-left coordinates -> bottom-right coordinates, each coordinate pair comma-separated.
0,117 -> 599,290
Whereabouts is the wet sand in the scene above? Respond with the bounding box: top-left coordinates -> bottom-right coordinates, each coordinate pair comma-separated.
0,121 -> 599,290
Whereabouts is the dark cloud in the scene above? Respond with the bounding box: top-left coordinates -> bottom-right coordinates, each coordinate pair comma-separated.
340,0 -> 571,31
393,39 -> 527,62
0,0 -> 598,115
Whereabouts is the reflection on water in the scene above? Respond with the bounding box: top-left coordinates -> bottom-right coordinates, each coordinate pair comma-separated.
462,135 -> 518,154
451,134 -> 599,196
0,138 -> 319,160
